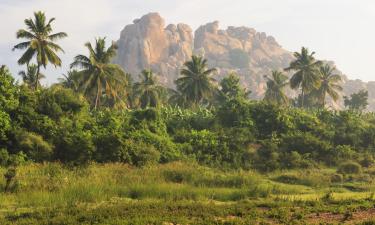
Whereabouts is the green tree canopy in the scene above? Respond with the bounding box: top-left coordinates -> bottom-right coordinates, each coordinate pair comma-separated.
315,64 -> 342,108
175,55 -> 217,107
13,11 -> 67,90
285,47 -> 322,107
264,70 -> 289,105
18,64 -> 45,88
344,90 -> 368,112
133,70 -> 164,109
70,37 -> 128,109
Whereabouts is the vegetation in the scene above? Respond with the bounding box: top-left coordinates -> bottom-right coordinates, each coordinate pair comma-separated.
13,11 -> 67,90
1,11 -> 374,224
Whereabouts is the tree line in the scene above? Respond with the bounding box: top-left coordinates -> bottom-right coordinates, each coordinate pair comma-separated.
11,11 -> 368,112
0,11 -> 373,171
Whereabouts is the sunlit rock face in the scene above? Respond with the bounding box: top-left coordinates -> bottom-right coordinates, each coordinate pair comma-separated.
114,13 -> 193,86
114,13 -> 374,109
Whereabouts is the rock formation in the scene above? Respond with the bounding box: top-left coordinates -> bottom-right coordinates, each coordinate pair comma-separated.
114,13 -> 193,86
114,13 -> 375,110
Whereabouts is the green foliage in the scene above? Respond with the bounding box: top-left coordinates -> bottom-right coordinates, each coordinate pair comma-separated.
338,161 -> 362,174
175,55 -> 217,106
0,65 -> 19,112
0,149 -> 9,167
15,131 -> 53,162
70,37 -> 128,109
133,70 -> 164,108
53,118 -> 94,164
344,89 -> 369,112
264,70 -> 289,105
37,86 -> 87,120
117,139 -> 160,167
285,47 -> 322,107
13,11 -> 67,90
0,111 -> 11,141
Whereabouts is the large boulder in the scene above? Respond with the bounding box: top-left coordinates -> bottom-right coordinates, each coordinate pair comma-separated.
114,13 -> 193,86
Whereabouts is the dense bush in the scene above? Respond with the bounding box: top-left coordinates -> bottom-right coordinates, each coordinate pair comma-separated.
338,161 -> 362,174
0,68 -> 375,170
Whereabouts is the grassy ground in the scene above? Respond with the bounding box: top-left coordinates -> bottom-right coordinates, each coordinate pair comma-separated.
0,162 -> 375,224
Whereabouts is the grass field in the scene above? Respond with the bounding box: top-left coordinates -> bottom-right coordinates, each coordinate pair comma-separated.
1,162 -> 375,224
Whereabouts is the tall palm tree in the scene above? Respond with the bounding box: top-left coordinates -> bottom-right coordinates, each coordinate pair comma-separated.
175,55 -> 217,106
133,70 -> 163,108
58,70 -> 80,91
13,11 -> 67,90
316,64 -> 342,108
70,37 -> 127,109
18,64 -> 45,88
264,70 -> 289,105
285,47 -> 322,107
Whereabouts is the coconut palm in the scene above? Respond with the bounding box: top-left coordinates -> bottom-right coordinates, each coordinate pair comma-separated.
175,55 -> 217,106
285,47 -> 322,107
264,70 -> 289,105
133,70 -> 164,108
315,64 -> 342,108
58,70 -> 80,91
18,64 -> 45,88
13,11 -> 67,90
70,37 -> 127,109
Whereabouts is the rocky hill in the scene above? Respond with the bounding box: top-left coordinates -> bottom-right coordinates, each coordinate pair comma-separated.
114,13 -> 375,110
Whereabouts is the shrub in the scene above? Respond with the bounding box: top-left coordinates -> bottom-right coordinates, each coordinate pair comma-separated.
360,154 -> 375,168
0,110 -> 11,141
37,86 -> 87,120
116,139 -> 160,167
16,131 -> 53,162
330,173 -> 343,183
0,148 -> 9,167
53,118 -> 95,165
274,174 -> 300,184
280,132 -> 332,164
337,161 -> 362,174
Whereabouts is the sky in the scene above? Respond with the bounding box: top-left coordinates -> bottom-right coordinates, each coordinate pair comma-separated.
0,0 -> 374,84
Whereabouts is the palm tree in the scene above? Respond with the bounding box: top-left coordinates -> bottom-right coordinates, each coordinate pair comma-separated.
13,11 -> 67,90
58,70 -> 80,91
264,70 -> 289,105
285,47 -> 322,107
175,55 -> 217,106
169,89 -> 188,108
133,70 -> 164,108
18,64 -> 45,88
315,64 -> 342,108
70,37 -> 127,109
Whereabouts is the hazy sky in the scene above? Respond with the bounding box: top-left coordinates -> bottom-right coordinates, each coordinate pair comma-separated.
1,0 -> 374,84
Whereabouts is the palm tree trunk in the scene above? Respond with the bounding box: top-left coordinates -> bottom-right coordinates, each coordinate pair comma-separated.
95,89 -> 100,110
301,89 -> 305,108
35,64 -> 41,91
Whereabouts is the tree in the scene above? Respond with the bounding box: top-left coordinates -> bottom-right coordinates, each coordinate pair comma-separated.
264,70 -> 289,105
219,72 -> 250,100
285,47 -> 322,107
344,90 -> 368,112
315,64 -> 342,108
70,37 -> 127,109
175,55 -> 217,107
58,70 -> 80,91
133,70 -> 164,108
18,64 -> 45,88
13,11 -> 67,90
